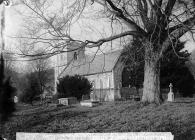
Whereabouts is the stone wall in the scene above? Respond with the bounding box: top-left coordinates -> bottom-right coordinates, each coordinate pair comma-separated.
86,72 -> 114,89
86,72 -> 121,101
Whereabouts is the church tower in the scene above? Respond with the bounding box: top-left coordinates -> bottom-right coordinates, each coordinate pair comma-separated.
67,42 -> 85,63
54,42 -> 85,94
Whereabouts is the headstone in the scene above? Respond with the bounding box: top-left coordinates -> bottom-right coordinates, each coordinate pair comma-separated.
81,91 -> 100,107
167,83 -> 174,102
14,96 -> 18,103
82,94 -> 90,101
90,92 -> 97,101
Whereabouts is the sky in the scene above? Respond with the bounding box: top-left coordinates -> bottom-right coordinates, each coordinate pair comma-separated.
2,1 -> 195,72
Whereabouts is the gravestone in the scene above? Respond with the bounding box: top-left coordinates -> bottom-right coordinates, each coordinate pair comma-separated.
90,92 -> 97,101
58,97 -> 77,105
82,94 -> 90,101
80,92 -> 99,107
167,83 -> 174,102
14,96 -> 18,103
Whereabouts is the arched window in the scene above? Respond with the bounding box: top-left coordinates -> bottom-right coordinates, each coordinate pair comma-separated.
74,52 -> 77,60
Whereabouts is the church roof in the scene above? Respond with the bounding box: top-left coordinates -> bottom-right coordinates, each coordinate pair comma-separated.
59,50 -> 122,78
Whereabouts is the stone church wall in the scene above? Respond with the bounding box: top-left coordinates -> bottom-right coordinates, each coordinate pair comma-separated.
86,72 -> 121,101
86,72 -> 114,89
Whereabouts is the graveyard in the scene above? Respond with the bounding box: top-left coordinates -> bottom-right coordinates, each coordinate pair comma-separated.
1,98 -> 195,140
0,1 -> 195,140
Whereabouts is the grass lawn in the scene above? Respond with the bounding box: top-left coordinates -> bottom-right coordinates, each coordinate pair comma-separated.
2,98 -> 195,140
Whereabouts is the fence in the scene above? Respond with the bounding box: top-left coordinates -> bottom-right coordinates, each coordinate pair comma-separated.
89,87 -> 182,102
120,87 -> 181,100
93,89 -> 121,101
120,87 -> 142,100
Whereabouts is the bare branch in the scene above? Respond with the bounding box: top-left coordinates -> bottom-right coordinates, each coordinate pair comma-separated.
85,30 -> 143,48
165,0 -> 177,18
160,15 -> 195,57
104,0 -> 146,34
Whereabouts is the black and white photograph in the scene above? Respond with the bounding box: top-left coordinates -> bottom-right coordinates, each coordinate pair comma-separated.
0,0 -> 194,140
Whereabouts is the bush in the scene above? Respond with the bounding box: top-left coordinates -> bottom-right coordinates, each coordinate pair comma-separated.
57,75 -> 92,100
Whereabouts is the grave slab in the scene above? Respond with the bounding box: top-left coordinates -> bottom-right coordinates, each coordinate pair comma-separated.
80,100 -> 99,107
16,132 -> 174,140
58,97 -> 77,105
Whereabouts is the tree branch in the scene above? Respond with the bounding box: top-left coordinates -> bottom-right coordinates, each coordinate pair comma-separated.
85,30 -> 143,48
169,14 -> 195,34
105,0 -> 147,35
137,0 -> 150,31
160,15 -> 195,58
165,0 -> 177,18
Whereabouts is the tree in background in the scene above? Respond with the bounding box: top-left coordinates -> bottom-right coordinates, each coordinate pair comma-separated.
18,53 -> 53,104
3,51 -> 19,89
0,54 -> 16,136
160,42 -> 195,97
30,56 -> 51,96
57,75 -> 92,100
122,37 -> 144,94
123,38 -> 194,98
19,72 -> 41,105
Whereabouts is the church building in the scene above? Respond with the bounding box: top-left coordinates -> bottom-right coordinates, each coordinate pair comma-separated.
54,42 -> 125,101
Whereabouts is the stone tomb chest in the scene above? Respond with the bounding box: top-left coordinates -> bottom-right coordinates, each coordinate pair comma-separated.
58,97 -> 77,105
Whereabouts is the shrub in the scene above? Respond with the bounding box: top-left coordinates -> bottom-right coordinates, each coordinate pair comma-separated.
57,75 -> 92,100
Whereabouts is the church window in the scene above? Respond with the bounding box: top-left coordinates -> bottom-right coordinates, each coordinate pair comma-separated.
74,52 -> 77,60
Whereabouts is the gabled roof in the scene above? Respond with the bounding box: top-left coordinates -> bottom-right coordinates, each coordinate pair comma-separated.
59,50 -> 122,78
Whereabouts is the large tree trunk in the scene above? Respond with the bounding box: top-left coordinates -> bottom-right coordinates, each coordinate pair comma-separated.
142,46 -> 161,104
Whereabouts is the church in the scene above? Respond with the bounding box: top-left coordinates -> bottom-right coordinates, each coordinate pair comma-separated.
54,42 -> 125,101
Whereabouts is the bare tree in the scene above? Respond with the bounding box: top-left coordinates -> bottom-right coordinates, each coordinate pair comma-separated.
3,51 -> 15,71
30,53 -> 51,96
16,0 -> 195,104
